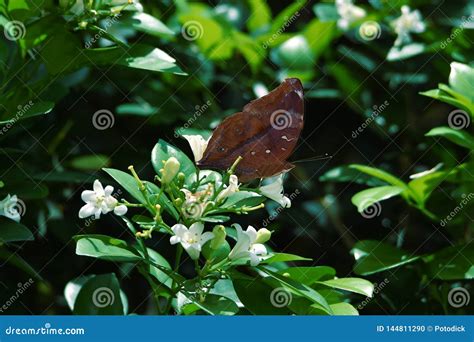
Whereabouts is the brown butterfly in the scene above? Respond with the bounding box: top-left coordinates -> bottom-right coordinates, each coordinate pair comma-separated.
197,78 -> 304,182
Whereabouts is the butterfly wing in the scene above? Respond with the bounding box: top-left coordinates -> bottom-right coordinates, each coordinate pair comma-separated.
197,78 -> 304,182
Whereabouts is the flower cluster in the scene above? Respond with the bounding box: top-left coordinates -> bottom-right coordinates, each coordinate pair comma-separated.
335,1 -> 426,46
78,135 -> 293,267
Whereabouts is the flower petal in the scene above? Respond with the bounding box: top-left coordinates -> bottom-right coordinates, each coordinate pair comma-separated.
81,190 -> 97,203
79,203 -> 96,219
114,204 -> 128,216
200,232 -> 214,245
93,179 -> 104,196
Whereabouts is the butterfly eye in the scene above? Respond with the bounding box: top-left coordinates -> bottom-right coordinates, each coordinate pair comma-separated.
218,147 -> 226,152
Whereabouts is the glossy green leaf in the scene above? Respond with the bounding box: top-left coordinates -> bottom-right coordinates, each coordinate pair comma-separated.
123,12 -> 175,37
258,267 -> 332,314
0,217 -> 33,243
329,302 -> 359,315
277,266 -> 336,285
349,165 -> 407,188
351,186 -> 404,212
186,294 -> 239,315
319,166 -> 386,186
352,240 -> 420,275
408,171 -> 446,204
86,44 -> 186,75
151,139 -> 196,181
426,126 -> 474,150
319,278 -> 374,297
75,234 -> 143,262
262,253 -> 312,264
69,154 -> 111,171
70,273 -> 126,315
423,243 -> 474,280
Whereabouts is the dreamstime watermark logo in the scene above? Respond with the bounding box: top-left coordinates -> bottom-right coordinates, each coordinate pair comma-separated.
358,278 -> 389,310
270,287 -> 292,308
262,8 -> 301,49
1,100 -> 35,135
182,201 -> 204,219
448,287 -> 470,308
174,100 -> 212,138
352,100 -> 389,139
4,20 -> 26,41
440,15 -> 474,49
358,21 -> 382,41
360,200 -> 382,219
92,109 -> 115,130
447,109 -> 470,130
181,20 -> 204,41
440,193 -> 474,227
262,189 -> 300,227
84,13 -> 121,49
0,278 -> 34,313
92,287 -> 115,308
270,109 -> 293,130
3,197 -> 27,219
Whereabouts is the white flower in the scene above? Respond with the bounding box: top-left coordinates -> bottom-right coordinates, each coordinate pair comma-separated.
170,222 -> 214,260
259,174 -> 291,208
79,180 -> 127,219
391,6 -> 425,46
229,224 -> 268,266
216,174 -> 239,202
0,194 -> 21,222
183,135 -> 209,162
336,0 -> 366,30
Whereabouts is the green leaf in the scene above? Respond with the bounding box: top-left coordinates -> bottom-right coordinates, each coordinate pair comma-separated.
349,165 -> 407,188
0,101 -> 55,124
408,171 -> 446,205
144,248 -> 173,287
123,12 -> 175,37
185,294 -> 239,315
232,272 -> 291,314
75,234 -> 143,262
426,126 -> 474,150
69,154 -> 111,171
303,19 -> 335,59
221,191 -> 263,208
86,44 -> 186,75
151,139 -> 196,182
277,266 -> 336,285
423,243 -> 474,280
352,240 -> 420,275
319,278 -> 374,297
387,43 -> 425,61
0,217 -> 33,243
258,267 -> 332,314
69,273 -> 126,315
351,186 -> 404,212
262,253 -> 312,264
103,168 -> 177,219
419,88 -> 473,114
319,166 -> 386,187
270,1 -> 305,33
329,302 -> 359,316
247,0 -> 271,32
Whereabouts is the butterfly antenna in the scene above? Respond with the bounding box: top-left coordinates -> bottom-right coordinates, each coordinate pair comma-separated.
292,153 -> 333,164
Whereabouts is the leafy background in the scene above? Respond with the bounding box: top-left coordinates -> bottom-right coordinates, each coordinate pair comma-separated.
0,0 -> 473,314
